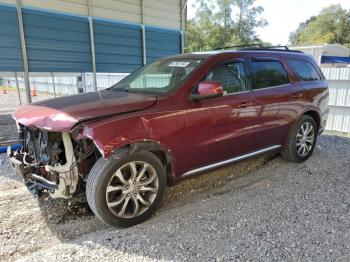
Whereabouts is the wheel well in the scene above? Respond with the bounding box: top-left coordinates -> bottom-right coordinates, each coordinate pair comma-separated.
110,141 -> 173,184
303,110 -> 320,130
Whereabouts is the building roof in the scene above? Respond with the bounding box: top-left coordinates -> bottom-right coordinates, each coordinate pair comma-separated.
291,44 -> 350,53
290,44 -> 350,66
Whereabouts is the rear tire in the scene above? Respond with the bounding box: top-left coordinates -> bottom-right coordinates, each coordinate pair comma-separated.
86,151 -> 166,227
281,115 -> 318,163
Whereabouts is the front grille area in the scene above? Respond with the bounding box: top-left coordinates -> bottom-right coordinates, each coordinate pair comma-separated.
20,126 -> 66,166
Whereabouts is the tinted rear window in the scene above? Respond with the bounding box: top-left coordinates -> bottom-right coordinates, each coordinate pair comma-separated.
287,59 -> 321,81
251,61 -> 289,89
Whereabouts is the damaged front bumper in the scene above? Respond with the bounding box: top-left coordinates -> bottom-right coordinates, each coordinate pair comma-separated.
7,132 -> 79,199
8,149 -> 58,198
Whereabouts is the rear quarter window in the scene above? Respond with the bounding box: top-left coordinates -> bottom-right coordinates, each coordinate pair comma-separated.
251,60 -> 289,89
287,59 -> 321,81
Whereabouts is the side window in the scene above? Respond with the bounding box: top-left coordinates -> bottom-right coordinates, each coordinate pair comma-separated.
251,60 -> 289,89
204,61 -> 246,95
287,59 -> 321,81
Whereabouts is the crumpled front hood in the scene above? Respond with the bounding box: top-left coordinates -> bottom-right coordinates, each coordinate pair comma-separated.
13,90 -> 157,131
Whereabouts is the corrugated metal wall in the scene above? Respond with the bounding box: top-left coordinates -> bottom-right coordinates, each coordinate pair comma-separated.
92,0 -> 140,24
322,68 -> 350,134
323,67 -> 350,80
144,0 -> 181,29
19,0 -> 182,29
146,27 -> 181,63
0,4 -> 23,71
22,7 -> 91,72
0,0 -> 183,73
94,19 -> 142,73
22,0 -> 88,16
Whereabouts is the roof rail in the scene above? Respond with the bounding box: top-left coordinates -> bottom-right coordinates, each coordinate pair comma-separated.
267,45 -> 290,50
214,44 -> 303,53
240,45 -> 303,53
214,44 -> 263,50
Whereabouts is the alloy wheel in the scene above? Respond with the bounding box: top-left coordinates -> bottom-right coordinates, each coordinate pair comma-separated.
295,121 -> 315,158
105,161 -> 159,218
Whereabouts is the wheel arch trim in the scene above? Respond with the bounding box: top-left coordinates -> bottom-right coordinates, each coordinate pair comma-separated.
107,139 -> 175,184
301,109 -> 321,130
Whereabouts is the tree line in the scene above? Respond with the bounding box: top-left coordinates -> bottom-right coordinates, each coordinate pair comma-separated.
185,0 -> 267,52
289,4 -> 350,47
185,1 -> 350,52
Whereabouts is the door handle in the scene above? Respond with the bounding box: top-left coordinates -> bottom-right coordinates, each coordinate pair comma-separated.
292,93 -> 303,98
238,102 -> 252,108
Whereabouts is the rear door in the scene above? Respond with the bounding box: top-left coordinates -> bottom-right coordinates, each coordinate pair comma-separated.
248,57 -> 299,149
185,59 -> 255,171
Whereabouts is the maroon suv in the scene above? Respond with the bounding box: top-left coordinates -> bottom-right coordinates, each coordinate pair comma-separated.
9,48 -> 329,227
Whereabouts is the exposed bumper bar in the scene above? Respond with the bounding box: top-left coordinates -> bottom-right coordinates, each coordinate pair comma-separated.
32,174 -> 58,190
8,132 -> 78,199
8,154 -> 58,197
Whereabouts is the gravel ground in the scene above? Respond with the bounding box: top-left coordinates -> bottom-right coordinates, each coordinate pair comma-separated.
1,132 -> 349,261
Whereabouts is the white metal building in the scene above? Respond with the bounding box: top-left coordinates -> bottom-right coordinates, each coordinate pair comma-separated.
321,67 -> 350,134
290,44 -> 350,134
291,44 -> 350,67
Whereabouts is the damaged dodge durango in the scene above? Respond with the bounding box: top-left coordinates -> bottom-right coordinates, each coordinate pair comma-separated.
9,47 -> 329,227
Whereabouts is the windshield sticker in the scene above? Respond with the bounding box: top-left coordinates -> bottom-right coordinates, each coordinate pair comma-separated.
168,61 -> 191,67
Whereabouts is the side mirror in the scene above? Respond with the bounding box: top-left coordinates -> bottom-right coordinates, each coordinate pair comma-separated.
189,81 -> 224,101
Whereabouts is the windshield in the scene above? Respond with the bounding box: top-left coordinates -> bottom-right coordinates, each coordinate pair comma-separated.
111,59 -> 202,94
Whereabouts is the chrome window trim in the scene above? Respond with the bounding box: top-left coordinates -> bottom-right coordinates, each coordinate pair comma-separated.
223,89 -> 251,96
251,83 -> 292,92
193,89 -> 252,101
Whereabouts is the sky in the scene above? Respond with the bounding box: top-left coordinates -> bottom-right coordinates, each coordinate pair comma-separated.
187,0 -> 350,45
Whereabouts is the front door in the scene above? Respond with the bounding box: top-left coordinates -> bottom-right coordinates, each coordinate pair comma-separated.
184,59 -> 255,172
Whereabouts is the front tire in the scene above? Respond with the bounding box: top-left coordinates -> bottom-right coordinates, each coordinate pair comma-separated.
86,151 -> 166,227
282,115 -> 318,163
